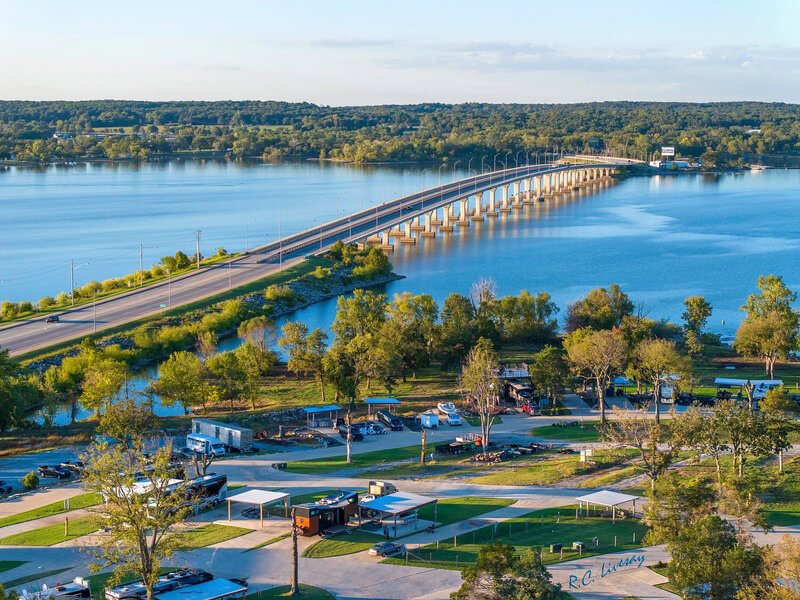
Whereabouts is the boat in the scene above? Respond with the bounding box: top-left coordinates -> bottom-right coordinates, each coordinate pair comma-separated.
437,402 -> 457,414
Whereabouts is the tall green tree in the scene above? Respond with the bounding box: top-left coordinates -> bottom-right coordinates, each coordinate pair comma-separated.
634,338 -> 690,423
154,351 -> 205,414
386,292 -> 438,379
564,328 -> 627,423
459,338 -> 499,456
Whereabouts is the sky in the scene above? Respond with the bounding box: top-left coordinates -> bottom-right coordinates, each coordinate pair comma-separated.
1,0 -> 798,105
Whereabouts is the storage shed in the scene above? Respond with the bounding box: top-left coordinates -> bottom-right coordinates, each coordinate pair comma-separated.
293,490 -> 360,536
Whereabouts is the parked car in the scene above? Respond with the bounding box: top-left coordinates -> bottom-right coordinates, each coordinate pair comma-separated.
338,424 -> 364,441
377,410 -> 403,431
0,481 -> 12,494
359,494 -> 376,504
60,460 -> 85,474
44,315 -> 60,323
369,541 -> 406,557
446,413 -> 462,426
36,465 -> 71,479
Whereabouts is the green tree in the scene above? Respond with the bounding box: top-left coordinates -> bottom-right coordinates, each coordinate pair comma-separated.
528,345 -> 570,405
458,338 -> 499,456
492,290 -> 558,343
279,322 -> 309,378
436,293 -> 477,369
634,338 -> 690,423
234,342 -> 275,409
760,386 -> 798,473
386,292 -> 438,379
82,441 -> 190,600
80,358 -> 127,416
682,296 -> 713,332
96,396 -> 157,444
331,289 -> 386,344
668,515 -> 763,600
238,316 -> 276,353
735,311 -> 798,379
564,328 -> 627,423
305,328 -> 329,402
154,351 -> 205,414
644,474 -> 716,545
565,284 -> 633,332
206,352 -> 242,411
22,472 -> 39,490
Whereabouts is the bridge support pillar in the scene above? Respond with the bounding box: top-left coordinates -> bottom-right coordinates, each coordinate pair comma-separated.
499,185 -> 511,213
471,192 -> 484,221
523,177 -> 535,205
422,212 -> 436,237
388,226 -> 405,238
486,188 -> 498,216
456,199 -> 470,226
409,215 -> 425,231
440,205 -> 454,232
400,220 -> 416,244
429,209 -> 442,226
379,230 -> 394,252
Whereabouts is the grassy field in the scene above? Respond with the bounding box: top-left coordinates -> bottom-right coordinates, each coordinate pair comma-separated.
0,492 -> 102,528
303,530 -> 383,558
284,444 -> 432,475
418,497 -> 515,525
247,585 -> 334,599
530,421 -> 602,442
0,517 -> 98,546
577,464 -> 645,488
178,524 -> 252,550
467,449 -> 637,486
3,567 -> 72,589
384,506 -> 649,570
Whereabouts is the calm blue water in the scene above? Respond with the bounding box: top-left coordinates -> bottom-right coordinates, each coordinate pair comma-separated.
5,161 -> 798,424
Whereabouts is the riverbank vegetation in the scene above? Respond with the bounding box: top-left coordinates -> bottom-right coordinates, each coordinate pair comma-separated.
1,101 -> 797,167
0,248 -> 238,324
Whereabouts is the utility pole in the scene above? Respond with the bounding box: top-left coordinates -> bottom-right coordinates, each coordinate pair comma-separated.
420,428 -> 427,466
290,506 -> 299,596
228,257 -> 232,289
167,269 -> 171,308
93,291 -> 97,332
139,243 -> 143,287
70,259 -> 74,306
195,230 -> 201,269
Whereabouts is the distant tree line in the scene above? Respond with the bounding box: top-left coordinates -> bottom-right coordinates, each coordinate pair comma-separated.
1,100 -> 798,166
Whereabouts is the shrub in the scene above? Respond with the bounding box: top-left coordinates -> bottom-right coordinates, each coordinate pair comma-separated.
0,302 -> 17,320
55,292 -> 69,305
150,265 -> 165,278
18,301 -> 34,314
39,296 -> 55,310
22,472 -> 39,490
264,285 -> 301,306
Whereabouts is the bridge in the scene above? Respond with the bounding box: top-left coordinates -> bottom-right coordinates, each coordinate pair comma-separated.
253,158 -> 633,262
0,157 -> 637,356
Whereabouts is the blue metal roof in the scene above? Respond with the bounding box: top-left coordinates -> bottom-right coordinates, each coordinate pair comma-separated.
303,405 -> 341,414
363,397 -> 400,404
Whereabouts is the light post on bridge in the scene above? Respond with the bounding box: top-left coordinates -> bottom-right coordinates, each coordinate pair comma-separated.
453,161 -> 461,195
516,150 -> 523,167
467,157 -> 474,176
505,151 -> 511,170
481,155 -> 487,173
493,152 -> 500,171
438,163 -> 447,187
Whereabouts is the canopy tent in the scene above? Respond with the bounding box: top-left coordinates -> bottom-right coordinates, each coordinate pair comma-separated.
226,489 -> 290,527
714,377 -> 748,386
575,490 -> 640,521
303,405 -> 340,426
363,397 -> 400,416
359,492 -> 438,537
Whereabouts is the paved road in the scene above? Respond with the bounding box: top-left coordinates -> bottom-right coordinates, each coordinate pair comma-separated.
0,162 -> 621,356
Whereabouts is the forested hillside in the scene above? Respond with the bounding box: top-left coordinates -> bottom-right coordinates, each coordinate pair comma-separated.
1,101 -> 798,166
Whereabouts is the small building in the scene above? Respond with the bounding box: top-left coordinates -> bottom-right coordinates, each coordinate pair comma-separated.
294,490 -> 360,536
192,418 -> 253,452
420,412 -> 439,428
649,160 -> 690,169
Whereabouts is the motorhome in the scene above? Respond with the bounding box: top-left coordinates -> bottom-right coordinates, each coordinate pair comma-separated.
105,570 -> 213,600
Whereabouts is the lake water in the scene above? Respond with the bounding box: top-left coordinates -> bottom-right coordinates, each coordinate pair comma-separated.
4,161 -> 798,424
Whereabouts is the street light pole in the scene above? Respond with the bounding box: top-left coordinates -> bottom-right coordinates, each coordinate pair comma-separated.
167,269 -> 171,308
93,291 -> 97,332
70,259 -> 74,307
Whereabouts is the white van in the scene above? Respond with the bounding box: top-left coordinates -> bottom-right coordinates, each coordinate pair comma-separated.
187,434 -> 226,457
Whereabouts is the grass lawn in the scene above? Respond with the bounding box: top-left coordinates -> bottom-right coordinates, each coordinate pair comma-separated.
302,530 -> 383,558
418,497 -> 515,525
576,464 -> 645,489
0,492 -> 102,528
178,524 -> 252,550
3,567 -> 72,589
247,584 -> 334,599
384,506 -> 648,569
0,562 -> 27,574
0,517 -> 98,546
530,421 -> 602,442
649,564 -> 680,594
284,444 -> 432,475
467,449 -> 637,486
